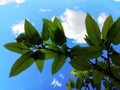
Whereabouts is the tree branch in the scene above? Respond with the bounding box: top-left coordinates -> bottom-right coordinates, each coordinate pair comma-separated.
88,60 -> 120,84
107,49 -> 112,73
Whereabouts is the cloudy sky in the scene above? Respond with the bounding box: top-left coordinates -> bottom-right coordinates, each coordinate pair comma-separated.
0,0 -> 120,90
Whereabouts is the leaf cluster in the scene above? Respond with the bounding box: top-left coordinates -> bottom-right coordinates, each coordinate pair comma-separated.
4,18 -> 67,77
66,14 -> 120,90
4,14 -> 120,89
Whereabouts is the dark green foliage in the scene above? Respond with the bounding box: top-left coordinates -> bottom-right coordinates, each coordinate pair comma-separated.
85,13 -> 101,46
16,33 -> 26,42
53,17 -> 64,31
66,78 -> 75,90
66,83 -> 72,90
71,45 -> 103,59
110,52 -> 120,65
4,17 -> 67,77
31,51 -> 45,60
9,51 -> 34,77
69,78 -> 75,88
36,60 -> 44,73
76,78 -> 82,89
106,17 -> 120,45
70,58 -> 91,71
40,49 -> 58,60
52,54 -> 66,74
42,18 -> 66,45
49,21 -> 66,46
102,15 -> 113,40
4,42 -> 29,54
16,33 -> 32,47
4,14 -> 120,89
25,19 -> 43,45
93,70 -> 104,84
84,35 -> 95,46
50,27 -> 66,45
41,19 -> 51,41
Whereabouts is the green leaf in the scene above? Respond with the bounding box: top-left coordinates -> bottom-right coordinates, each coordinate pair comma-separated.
52,54 -> 66,74
85,13 -> 101,46
111,78 -> 120,88
66,83 -> 72,90
40,49 -> 58,60
93,70 -> 104,84
84,35 -> 95,46
69,78 -> 75,88
78,72 -> 84,80
25,20 -> 42,45
107,17 -> 120,45
93,62 -> 105,84
70,45 -> 102,70
42,18 -> 66,45
71,45 -> 102,59
4,42 -> 29,54
70,58 -> 91,71
111,67 -> 120,81
103,82 -> 112,90
16,33 -> 32,47
102,15 -> 113,40
95,83 -> 101,90
70,69 -> 78,75
53,17 -> 64,31
110,52 -> 120,65
82,71 -> 89,78
36,60 -> 44,73
77,71 -> 89,80
41,20 -> 50,41
9,51 -> 34,77
76,78 -> 82,89
16,33 -> 26,42
42,18 -> 56,31
50,27 -> 66,45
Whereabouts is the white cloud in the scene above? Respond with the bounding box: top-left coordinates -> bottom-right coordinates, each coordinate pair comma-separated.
39,8 -> 51,13
11,20 -> 24,36
97,13 -> 107,27
15,0 -> 24,4
50,78 -> 62,87
59,74 -> 64,79
60,8 -> 87,43
114,0 -> 120,1
0,0 -> 25,5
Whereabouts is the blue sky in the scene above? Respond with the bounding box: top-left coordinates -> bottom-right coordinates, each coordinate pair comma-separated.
0,0 -> 120,90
